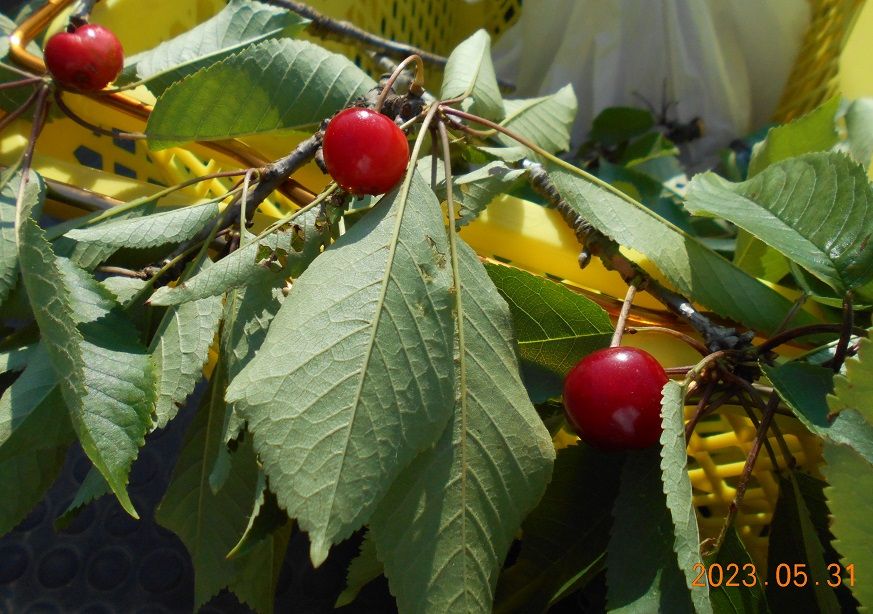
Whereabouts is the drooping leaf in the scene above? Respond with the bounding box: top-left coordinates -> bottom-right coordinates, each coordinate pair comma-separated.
823,443 -> 873,611
764,361 -> 873,465
485,263 -> 612,400
549,166 -> 812,335
766,472 -> 842,613
150,260 -> 224,430
227,472 -> 289,560
156,370 -> 262,610
494,445 -> 623,614
226,172 -> 456,567
122,0 -> 307,96
495,84 -> 577,156
748,96 -> 839,177
705,528 -> 769,613
828,336 -> 873,423
0,446 -> 67,536
149,207 -> 326,306
844,98 -> 873,168
54,467 -> 110,531
440,29 -> 503,121
660,381 -> 711,613
606,448 -> 693,613
335,533 -> 383,608
19,199 -> 154,517
686,153 -> 873,292
369,239 -> 555,613
146,38 -> 375,148
64,201 -> 219,249
0,345 -> 74,462
0,172 -> 42,304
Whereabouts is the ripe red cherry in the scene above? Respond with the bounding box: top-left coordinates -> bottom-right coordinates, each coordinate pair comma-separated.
44,24 -> 124,91
563,346 -> 668,450
322,107 -> 409,195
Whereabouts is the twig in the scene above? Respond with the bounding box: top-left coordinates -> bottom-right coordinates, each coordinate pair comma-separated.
96,265 -> 148,279
831,292 -> 854,373
54,91 -> 147,140
713,392 -> 779,552
268,0 -> 514,91
611,283 -> 637,347
755,323 -> 868,355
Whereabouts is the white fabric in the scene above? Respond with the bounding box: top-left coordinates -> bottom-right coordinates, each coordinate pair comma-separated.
492,0 -> 811,165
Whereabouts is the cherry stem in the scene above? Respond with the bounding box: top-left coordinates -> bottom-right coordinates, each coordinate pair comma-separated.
683,350 -> 730,387
755,323 -> 868,355
96,265 -> 147,279
830,292 -> 855,373
773,291 -> 809,334
625,326 -> 709,357
54,90 -> 147,140
610,282 -> 637,347
713,391 -> 780,552
0,77 -> 43,91
69,0 -> 99,28
0,87 -> 39,136
374,55 -> 424,113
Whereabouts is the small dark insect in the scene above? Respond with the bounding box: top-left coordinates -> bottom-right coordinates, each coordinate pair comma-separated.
633,80 -> 704,144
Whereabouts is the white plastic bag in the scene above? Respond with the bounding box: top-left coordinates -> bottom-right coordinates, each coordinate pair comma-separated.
492,0 -> 810,166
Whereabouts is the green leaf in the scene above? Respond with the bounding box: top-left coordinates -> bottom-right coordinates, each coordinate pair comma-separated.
449,162 -> 525,228
0,446 -> 67,536
764,361 -> 873,465
369,239 -> 555,613
1,172 -> 41,304
335,533 -> 383,608
0,345 -> 74,462
440,29 -> 503,121
823,443 -> 873,611
226,172 -> 456,567
660,381 -> 712,614
496,84 -> 577,156
150,262 -> 223,430
748,96 -> 839,177
548,166 -> 812,335
606,448 -> 693,613
485,263 -> 611,399
146,38 -> 375,148
589,107 -> 655,147
156,370 -> 263,610
686,153 -> 873,292
705,528 -> 769,613
149,208 -> 326,306
54,467 -> 110,531
123,0 -> 307,96
494,445 -> 623,614
0,15 -> 42,112
766,472 -> 841,613
64,201 -> 219,249
732,231 -> 789,284
19,199 -> 154,517
828,336 -> 873,422
844,98 -> 873,168
227,472 -> 289,560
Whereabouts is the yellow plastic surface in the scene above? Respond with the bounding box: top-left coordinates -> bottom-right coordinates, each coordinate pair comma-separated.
4,0 -> 859,570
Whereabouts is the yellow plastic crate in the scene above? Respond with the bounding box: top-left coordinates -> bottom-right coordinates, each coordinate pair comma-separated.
2,0 -> 867,567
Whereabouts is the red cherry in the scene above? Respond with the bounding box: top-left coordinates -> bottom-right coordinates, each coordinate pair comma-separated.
563,346 -> 668,450
44,24 -> 124,91
322,107 -> 409,195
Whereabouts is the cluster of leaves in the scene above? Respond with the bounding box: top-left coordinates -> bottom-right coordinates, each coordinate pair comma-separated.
0,1 -> 872,613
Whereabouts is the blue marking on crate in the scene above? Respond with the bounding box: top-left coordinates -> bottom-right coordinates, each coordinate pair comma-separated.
73,146 -> 103,171
113,163 -> 137,179
113,137 -> 136,154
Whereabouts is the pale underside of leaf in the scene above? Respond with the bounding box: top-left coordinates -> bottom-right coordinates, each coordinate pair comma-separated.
226,173 -> 456,567
370,239 -> 555,613
440,29 -> 504,121
497,84 -> 577,156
